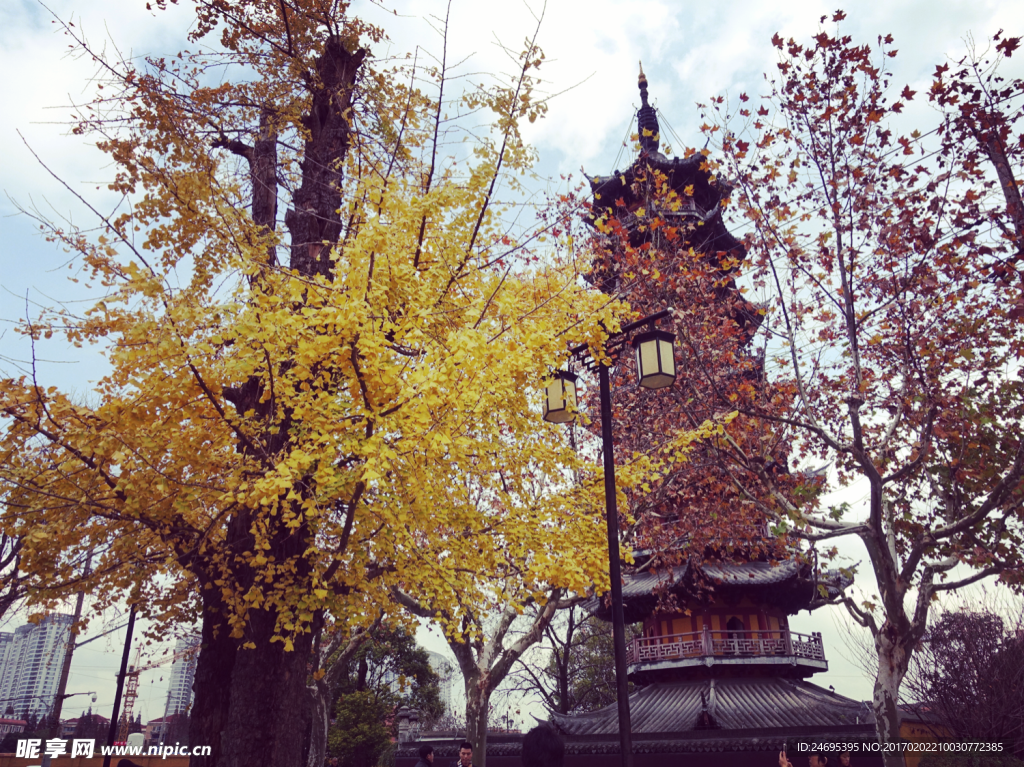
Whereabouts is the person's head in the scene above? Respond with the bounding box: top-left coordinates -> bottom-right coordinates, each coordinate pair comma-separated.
809,752 -> 828,767
521,724 -> 565,767
839,751 -> 851,767
459,741 -> 473,765
418,744 -> 434,763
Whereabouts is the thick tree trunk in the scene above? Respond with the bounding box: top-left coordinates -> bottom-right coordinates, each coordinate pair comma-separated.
188,594 -> 237,767
189,582 -> 318,767
220,607 -> 315,767
873,627 -> 910,767
464,684 -> 491,767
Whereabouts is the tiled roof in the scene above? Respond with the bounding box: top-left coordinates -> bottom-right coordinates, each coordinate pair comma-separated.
549,677 -> 873,736
620,559 -> 814,597
703,560 -> 805,585
586,558 -> 850,621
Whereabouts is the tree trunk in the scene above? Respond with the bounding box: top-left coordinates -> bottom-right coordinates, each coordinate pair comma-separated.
464,683 -> 491,767
220,606 -> 315,767
188,33 -> 367,767
305,677 -> 331,767
873,627 -> 909,767
188,595 -> 236,767
557,657 -> 570,716
285,38 -> 366,280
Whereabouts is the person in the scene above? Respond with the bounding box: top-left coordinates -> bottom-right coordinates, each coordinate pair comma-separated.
779,749 -> 828,767
415,744 -> 434,766
453,741 -> 474,767
838,752 -> 851,767
522,723 -> 565,767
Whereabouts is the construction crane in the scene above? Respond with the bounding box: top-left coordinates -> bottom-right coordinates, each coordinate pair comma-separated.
116,645 -> 197,742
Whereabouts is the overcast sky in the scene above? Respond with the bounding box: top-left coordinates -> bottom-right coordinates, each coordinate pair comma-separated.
2,0 -> 1024,724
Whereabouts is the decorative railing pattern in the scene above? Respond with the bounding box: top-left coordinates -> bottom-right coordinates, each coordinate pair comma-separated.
626,628 -> 825,666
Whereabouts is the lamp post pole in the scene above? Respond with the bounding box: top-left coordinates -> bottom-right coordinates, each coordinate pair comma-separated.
597,360 -> 633,767
42,551 -> 92,767
553,307 -> 673,767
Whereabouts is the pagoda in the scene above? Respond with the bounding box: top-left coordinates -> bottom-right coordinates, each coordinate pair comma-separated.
543,70 -> 883,766
546,555 -> 879,764
396,69 -> 884,767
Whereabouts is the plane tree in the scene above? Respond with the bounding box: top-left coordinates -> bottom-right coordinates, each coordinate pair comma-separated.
694,16 -> 1024,764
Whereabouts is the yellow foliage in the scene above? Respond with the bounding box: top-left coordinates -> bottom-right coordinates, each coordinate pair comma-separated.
0,0 -> 716,651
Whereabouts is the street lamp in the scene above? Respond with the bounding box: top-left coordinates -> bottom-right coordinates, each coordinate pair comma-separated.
60,691 -> 98,706
0,691 -> 97,714
542,370 -> 578,424
633,329 -> 676,389
543,308 -> 675,767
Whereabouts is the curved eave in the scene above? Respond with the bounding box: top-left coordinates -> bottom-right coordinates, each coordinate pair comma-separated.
587,153 -> 732,219
588,559 -> 846,622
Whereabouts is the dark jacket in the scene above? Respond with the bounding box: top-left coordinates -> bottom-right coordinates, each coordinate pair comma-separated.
414,760 -> 432,767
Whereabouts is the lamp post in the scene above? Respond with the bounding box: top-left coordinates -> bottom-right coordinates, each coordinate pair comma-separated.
543,308 -> 675,767
102,604 -> 136,767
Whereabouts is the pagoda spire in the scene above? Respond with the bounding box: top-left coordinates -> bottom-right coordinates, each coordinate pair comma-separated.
637,62 -> 660,156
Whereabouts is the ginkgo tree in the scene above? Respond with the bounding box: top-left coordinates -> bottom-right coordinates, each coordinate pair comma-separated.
0,2 -> 691,766
392,409 -> 724,766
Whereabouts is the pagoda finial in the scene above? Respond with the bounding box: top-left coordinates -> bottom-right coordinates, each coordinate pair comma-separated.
636,63 -> 660,155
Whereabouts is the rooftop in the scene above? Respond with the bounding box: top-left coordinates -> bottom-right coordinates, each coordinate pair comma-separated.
587,559 -> 850,623
549,677 -> 873,736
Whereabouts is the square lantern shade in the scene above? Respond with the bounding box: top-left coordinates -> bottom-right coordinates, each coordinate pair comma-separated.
633,329 -> 676,389
542,370 -> 578,423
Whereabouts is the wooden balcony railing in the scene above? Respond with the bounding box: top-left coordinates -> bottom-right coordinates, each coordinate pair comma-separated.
626,628 -> 826,666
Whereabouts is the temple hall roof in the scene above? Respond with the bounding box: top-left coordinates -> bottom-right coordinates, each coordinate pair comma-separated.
549,676 -> 873,736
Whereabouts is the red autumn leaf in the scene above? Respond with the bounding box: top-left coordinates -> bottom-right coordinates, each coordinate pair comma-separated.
996,36 -> 1021,57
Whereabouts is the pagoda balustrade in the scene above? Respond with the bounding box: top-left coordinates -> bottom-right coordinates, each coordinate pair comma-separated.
626,628 -> 825,666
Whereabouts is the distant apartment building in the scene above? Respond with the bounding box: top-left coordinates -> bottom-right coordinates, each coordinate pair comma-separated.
0,614 -> 73,720
163,635 -> 199,717
424,651 -> 455,714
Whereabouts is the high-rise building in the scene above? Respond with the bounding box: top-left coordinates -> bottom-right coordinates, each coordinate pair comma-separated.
0,614 -> 73,719
424,651 -> 455,714
163,635 -> 200,717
